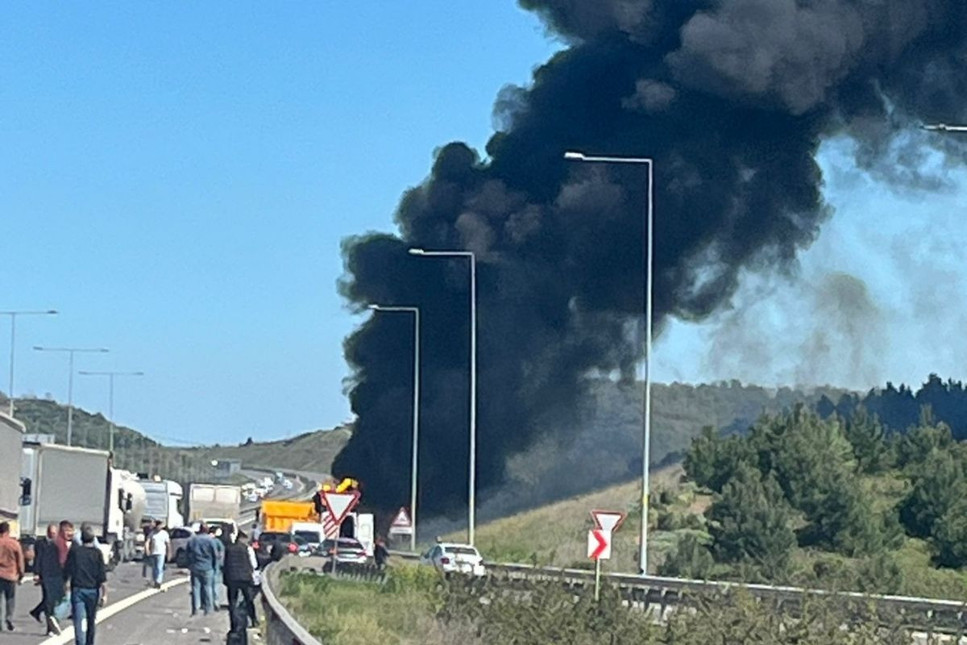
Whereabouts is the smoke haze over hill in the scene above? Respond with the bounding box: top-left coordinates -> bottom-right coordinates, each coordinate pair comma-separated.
334,0 -> 967,514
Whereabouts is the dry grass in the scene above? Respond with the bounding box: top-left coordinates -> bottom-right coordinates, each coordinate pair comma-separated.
448,465 -> 689,572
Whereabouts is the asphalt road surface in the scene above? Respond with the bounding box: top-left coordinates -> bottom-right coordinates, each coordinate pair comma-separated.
3,562 -> 237,645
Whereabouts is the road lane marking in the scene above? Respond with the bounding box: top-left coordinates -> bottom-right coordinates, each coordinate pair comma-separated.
39,575 -> 190,645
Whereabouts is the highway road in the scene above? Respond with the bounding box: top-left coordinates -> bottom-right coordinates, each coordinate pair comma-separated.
3,562 -> 233,645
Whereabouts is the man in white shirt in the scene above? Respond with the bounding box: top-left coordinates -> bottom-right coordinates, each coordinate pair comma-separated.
147,521 -> 169,589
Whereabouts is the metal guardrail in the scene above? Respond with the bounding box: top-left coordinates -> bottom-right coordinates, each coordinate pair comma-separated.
386,550 -> 967,634
261,559 -> 324,645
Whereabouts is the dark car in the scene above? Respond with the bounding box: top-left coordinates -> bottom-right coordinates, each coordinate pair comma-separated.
252,532 -> 306,567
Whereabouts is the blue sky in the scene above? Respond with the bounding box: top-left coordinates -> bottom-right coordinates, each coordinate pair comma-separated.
3,4 -> 966,445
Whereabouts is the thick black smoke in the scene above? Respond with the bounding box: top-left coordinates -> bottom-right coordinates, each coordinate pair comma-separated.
334,0 -> 967,515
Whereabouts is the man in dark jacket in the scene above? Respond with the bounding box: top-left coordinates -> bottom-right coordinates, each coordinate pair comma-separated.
29,524 -> 64,635
223,531 -> 258,632
64,524 -> 107,645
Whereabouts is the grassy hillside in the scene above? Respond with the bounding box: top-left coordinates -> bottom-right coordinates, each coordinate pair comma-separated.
444,465 -> 689,572
171,427 -> 351,474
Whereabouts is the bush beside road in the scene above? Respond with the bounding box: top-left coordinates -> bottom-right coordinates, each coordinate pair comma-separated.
276,564 -> 950,645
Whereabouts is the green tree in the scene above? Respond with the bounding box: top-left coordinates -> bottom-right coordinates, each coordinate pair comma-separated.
899,449 -> 967,538
659,533 -> 715,579
683,427 -> 754,493
931,498 -> 967,568
706,465 -> 797,578
896,418 -> 953,468
843,408 -> 894,474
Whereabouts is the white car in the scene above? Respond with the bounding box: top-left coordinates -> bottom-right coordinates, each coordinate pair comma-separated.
282,479 -> 294,490
168,526 -> 193,565
420,543 -> 486,576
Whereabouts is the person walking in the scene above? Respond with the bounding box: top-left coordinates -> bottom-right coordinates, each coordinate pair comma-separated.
186,524 -> 217,616
210,528 -> 225,610
64,524 -> 107,645
141,523 -> 154,581
147,521 -> 169,589
374,537 -> 389,570
223,531 -> 258,632
29,523 -> 65,635
0,521 -> 25,632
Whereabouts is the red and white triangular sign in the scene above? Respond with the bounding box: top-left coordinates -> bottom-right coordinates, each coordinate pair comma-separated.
322,490 -> 360,525
390,507 -> 411,528
591,509 -> 626,534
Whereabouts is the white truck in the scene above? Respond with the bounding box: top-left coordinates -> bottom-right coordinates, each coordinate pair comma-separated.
20,441 -> 145,566
187,483 -> 241,528
324,511 -> 375,557
0,413 -> 24,538
141,479 -> 185,529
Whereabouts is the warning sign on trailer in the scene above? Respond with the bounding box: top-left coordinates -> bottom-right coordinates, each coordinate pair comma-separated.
388,507 -> 413,535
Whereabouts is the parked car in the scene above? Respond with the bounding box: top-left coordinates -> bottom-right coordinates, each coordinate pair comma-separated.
169,526 -> 193,566
420,543 -> 486,576
252,531 -> 308,567
317,537 -> 368,565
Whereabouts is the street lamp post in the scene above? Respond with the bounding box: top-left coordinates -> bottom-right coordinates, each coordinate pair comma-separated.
368,304 -> 421,551
408,247 -> 478,546
0,310 -> 58,417
33,346 -> 110,446
78,370 -> 145,453
564,150 -> 654,575
921,123 -> 967,132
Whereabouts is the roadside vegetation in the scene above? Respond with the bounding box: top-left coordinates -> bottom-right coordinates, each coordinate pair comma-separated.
278,565 -> 940,645
662,405 -> 967,598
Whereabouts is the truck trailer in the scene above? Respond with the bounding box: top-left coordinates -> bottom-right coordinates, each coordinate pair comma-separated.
20,441 -> 145,566
187,483 -> 241,524
0,412 -> 25,537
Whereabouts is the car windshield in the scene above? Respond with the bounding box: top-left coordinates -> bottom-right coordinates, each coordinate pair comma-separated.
446,546 -> 479,556
293,531 -> 321,543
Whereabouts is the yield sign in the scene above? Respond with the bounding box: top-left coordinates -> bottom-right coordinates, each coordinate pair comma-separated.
591,509 -> 626,534
322,490 -> 360,525
587,529 -> 611,560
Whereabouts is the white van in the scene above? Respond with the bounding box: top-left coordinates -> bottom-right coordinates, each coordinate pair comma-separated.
290,522 -> 326,552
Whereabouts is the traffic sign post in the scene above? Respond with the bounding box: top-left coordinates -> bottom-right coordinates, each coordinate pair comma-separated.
389,507 -> 413,539
322,490 -> 361,575
587,529 -> 611,601
587,509 -> 625,601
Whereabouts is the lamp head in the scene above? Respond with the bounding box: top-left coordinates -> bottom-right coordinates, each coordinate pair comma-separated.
563,151 -> 586,160
408,248 -> 426,255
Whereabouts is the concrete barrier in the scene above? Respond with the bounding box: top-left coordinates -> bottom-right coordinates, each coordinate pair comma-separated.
260,559 -> 324,645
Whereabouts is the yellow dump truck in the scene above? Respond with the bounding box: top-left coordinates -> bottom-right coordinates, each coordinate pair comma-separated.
259,499 -> 317,532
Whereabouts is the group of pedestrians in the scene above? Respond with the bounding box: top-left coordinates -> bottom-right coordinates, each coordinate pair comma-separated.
0,519 -> 108,645
184,522 -> 259,631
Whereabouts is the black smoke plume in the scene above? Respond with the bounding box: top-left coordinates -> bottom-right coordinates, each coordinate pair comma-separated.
334,0 -> 967,515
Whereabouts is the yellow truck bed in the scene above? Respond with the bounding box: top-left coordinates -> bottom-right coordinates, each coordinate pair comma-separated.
260,500 -> 317,532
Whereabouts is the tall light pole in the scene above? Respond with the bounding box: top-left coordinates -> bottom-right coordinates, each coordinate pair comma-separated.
78,370 -> 144,453
368,304 -> 421,551
564,150 -> 654,575
921,123 -> 967,132
33,346 -> 109,446
409,247 -> 477,546
0,309 -> 58,417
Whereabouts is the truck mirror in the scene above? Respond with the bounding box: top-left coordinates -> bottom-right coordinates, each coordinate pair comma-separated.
19,477 -> 32,506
